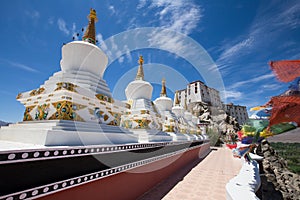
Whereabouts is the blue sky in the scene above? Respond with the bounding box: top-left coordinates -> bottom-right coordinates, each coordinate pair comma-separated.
0,0 -> 300,122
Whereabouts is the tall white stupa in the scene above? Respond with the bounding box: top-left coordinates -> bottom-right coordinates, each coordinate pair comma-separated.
172,91 -> 187,132
172,91 -> 184,118
121,56 -> 161,130
0,9 -> 138,146
154,78 -> 176,132
125,56 -> 153,101
120,57 -> 172,142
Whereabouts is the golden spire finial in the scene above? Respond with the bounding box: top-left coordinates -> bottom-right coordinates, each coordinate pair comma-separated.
174,91 -> 180,105
83,8 -> 98,44
160,78 -> 167,97
135,55 -> 145,81
88,9 -> 98,22
138,55 -> 144,65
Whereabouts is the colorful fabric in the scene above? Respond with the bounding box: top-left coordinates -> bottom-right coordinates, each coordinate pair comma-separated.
250,106 -> 266,111
269,60 -> 300,82
233,147 -> 250,158
269,96 -> 300,126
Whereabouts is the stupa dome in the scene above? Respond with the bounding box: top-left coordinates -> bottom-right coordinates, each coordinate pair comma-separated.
60,41 -> 108,78
125,56 -> 153,100
155,96 -> 173,111
125,80 -> 153,100
154,78 -> 173,111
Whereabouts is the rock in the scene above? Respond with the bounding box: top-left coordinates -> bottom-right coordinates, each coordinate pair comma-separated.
273,168 -> 282,177
257,142 -> 300,200
266,174 -> 276,182
264,151 -> 271,157
261,139 -> 269,145
273,161 -> 283,168
191,102 -> 240,139
270,156 -> 278,162
277,178 -> 284,184
281,193 -> 289,200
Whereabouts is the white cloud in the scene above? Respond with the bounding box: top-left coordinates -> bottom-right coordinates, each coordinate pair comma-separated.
71,23 -> 79,39
138,0 -> 202,35
97,33 -> 113,59
216,1 -> 300,71
72,23 -> 76,33
1,59 -> 39,73
118,56 -> 124,63
261,84 -> 282,90
123,45 -> 132,62
25,10 -> 40,19
222,90 -> 242,100
218,37 -> 254,63
57,18 -> 70,35
149,30 -> 186,53
229,73 -> 275,90
48,17 -> 54,25
275,2 -> 300,30
137,0 -> 147,9
108,5 -> 116,15
96,33 -> 106,49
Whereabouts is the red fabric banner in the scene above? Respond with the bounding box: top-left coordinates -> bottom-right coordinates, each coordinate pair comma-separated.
269,96 -> 300,126
269,60 -> 300,82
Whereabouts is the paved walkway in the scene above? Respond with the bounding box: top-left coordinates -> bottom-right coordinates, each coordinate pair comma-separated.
140,147 -> 242,200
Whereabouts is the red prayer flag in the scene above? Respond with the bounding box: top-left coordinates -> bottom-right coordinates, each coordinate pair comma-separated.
269,96 -> 300,126
269,60 -> 300,82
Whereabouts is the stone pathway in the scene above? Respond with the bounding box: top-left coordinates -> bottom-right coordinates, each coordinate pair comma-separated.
139,147 -> 242,200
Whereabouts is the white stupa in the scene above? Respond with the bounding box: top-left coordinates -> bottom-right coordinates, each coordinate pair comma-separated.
154,79 -> 187,141
0,9 -> 137,146
120,56 -> 172,142
172,91 -> 184,118
170,92 -> 195,140
125,56 -> 153,100
154,79 -> 173,111
122,56 -> 161,130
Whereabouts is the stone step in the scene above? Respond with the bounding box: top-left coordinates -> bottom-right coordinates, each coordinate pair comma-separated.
2,121 -> 133,134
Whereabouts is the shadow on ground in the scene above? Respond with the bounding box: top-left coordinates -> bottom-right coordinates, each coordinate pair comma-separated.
137,149 -> 213,200
258,174 -> 283,200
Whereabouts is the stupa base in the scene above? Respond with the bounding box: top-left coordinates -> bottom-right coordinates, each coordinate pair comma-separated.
0,120 -> 138,146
